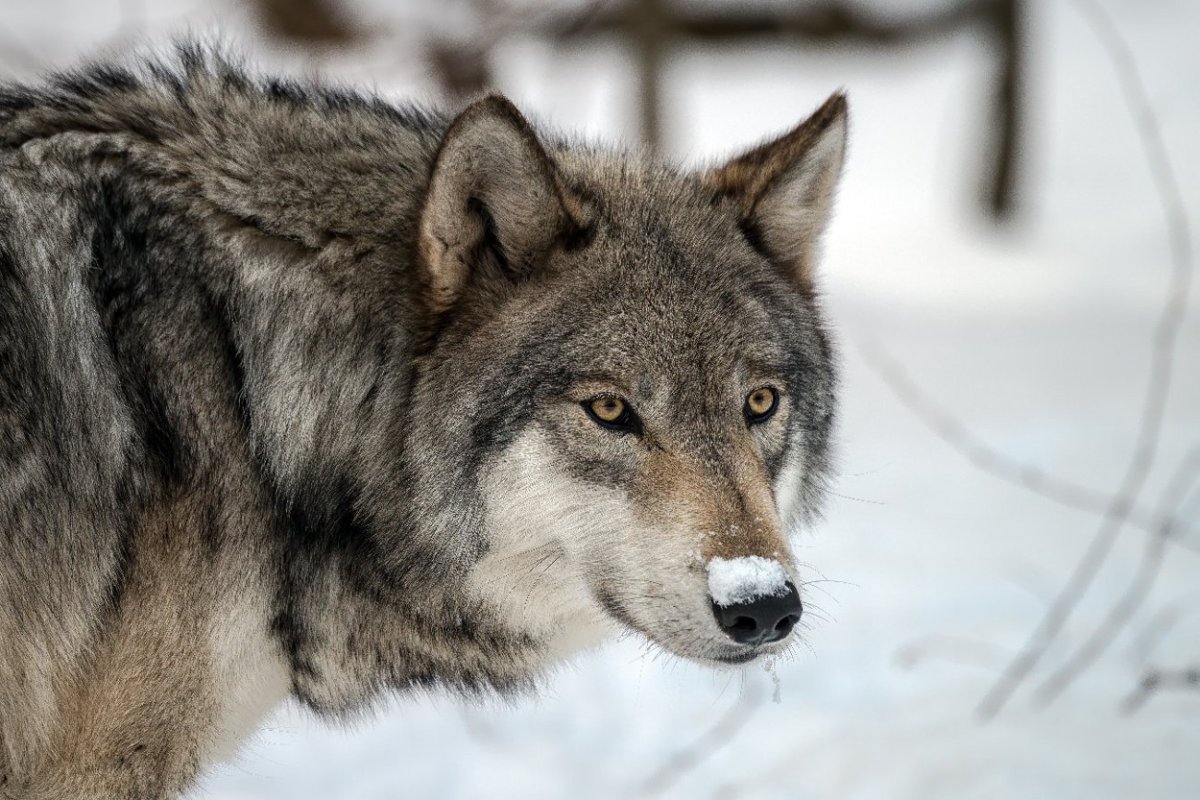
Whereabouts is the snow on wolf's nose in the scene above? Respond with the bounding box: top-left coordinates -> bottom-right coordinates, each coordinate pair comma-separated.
707,557 -> 802,645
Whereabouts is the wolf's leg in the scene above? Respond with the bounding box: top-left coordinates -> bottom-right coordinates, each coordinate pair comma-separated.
12,498 -> 224,800
10,635 -> 213,800
6,749 -> 199,800
10,650 -> 212,799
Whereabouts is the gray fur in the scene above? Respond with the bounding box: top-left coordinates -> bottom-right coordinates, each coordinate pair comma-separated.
0,44 -> 845,798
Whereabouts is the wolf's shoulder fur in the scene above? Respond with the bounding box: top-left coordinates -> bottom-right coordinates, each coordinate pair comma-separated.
0,44 -> 846,799
1,43 -> 450,248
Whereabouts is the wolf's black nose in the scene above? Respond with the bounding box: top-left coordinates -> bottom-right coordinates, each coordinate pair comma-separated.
711,582 -> 802,645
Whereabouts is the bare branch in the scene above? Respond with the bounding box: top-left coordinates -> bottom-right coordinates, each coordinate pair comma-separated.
974,0 -> 1195,719
561,0 -> 998,47
252,0 -> 360,46
423,0 -> 605,102
636,679 -> 764,797
1033,447 -> 1200,704
552,0 -> 1023,215
1121,667 -> 1200,715
856,341 -> 1198,553
1130,603 -> 1183,666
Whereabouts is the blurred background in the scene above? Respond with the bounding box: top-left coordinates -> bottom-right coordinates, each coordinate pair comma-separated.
4,0 -> 1198,797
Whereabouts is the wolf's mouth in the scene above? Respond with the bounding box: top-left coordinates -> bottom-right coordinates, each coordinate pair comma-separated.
712,649 -> 762,665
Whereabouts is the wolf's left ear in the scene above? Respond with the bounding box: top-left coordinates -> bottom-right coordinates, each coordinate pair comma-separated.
418,95 -> 588,313
702,92 -> 847,287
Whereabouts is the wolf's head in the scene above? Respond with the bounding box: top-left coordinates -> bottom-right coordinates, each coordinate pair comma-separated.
406,94 -> 845,666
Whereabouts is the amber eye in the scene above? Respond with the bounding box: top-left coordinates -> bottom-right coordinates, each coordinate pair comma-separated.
744,387 -> 778,424
583,395 -> 640,433
591,396 -> 625,422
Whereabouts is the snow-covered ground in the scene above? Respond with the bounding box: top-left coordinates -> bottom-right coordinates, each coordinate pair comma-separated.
4,1 -> 1198,797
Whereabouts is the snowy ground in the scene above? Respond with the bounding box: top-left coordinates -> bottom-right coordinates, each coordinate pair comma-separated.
4,1 -> 1198,797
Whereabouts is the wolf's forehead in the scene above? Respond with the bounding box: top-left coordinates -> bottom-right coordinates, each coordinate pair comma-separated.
541,158 -> 816,377
560,296 -> 791,394
571,248 -> 792,343
561,152 -> 740,240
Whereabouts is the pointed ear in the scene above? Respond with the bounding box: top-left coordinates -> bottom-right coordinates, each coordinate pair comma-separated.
417,95 -> 587,313
702,92 -> 847,287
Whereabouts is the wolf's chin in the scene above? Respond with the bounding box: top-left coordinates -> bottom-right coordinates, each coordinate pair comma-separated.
704,640 -> 794,665
649,637 -> 786,667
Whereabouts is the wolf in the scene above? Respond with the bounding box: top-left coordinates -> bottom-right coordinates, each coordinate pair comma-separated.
0,44 -> 846,798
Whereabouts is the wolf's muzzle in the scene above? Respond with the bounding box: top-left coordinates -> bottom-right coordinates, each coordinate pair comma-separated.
711,582 -> 802,645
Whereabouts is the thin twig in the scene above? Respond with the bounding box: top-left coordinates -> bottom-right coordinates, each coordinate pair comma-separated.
975,0 -> 1194,719
1130,603 -> 1183,667
636,678 -> 764,797
857,342 -> 1198,554
1034,447 -> 1200,704
1121,666 -> 1200,715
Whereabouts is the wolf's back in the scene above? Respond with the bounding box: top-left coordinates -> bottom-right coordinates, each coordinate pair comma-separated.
0,43 -> 442,772
0,43 -> 446,250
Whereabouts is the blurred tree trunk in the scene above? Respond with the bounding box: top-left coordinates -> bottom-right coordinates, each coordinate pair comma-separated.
253,0 -> 359,46
426,0 -> 1026,223
554,0 -> 1025,220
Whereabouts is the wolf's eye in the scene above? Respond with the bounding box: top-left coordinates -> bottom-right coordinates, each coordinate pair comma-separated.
584,396 -> 640,433
744,387 -> 778,424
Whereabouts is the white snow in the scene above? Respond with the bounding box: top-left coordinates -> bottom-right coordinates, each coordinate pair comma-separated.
707,556 -> 790,606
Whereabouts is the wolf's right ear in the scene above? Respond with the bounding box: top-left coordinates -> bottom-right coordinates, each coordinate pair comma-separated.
702,93 -> 847,289
417,95 -> 587,313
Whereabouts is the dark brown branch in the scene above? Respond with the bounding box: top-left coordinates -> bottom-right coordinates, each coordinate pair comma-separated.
982,0 -> 1023,219
252,0 -> 360,46
559,0 -> 998,47
630,0 -> 666,155
551,0 -> 1022,215
424,0 -> 606,103
426,40 -> 493,100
